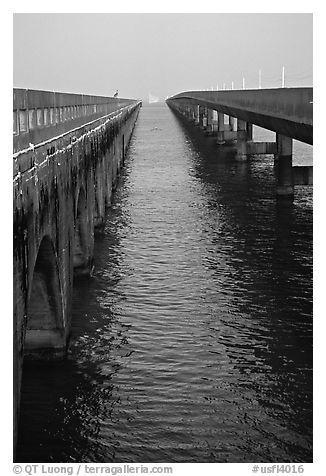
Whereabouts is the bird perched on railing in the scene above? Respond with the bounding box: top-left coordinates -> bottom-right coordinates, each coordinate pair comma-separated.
114,90 -> 118,98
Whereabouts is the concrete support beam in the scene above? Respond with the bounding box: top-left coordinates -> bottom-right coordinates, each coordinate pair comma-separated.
202,108 -> 208,129
229,116 -> 235,132
236,119 -> 248,161
247,123 -> 253,141
194,105 -> 200,125
207,108 -> 213,126
198,106 -> 203,126
275,134 -> 294,197
204,109 -> 216,136
198,106 -> 206,129
216,112 -> 225,145
186,105 -> 193,121
189,106 -> 194,120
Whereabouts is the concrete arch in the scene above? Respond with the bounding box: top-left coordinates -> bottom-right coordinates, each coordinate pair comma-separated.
25,235 -> 65,359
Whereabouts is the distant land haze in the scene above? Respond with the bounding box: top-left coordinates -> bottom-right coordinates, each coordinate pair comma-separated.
148,93 -> 161,103
13,13 -> 312,100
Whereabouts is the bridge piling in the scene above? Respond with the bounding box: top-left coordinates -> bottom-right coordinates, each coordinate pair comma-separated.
229,116 -> 235,132
236,119 -> 248,160
186,105 -> 193,121
194,105 -> 200,125
206,109 -> 214,135
202,108 -> 208,130
216,112 -> 226,145
275,134 -> 294,197
190,106 -> 194,119
198,106 -> 205,129
247,122 -> 253,141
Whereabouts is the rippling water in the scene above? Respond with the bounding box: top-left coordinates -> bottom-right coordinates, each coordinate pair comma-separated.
17,103 -> 313,463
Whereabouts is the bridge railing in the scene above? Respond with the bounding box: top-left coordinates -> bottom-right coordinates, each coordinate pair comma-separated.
13,88 -> 138,153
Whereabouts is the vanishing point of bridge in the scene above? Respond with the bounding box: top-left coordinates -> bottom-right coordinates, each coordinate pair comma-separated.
13,87 -> 313,450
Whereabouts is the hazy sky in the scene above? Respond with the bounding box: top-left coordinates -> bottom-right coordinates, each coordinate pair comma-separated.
13,13 -> 312,100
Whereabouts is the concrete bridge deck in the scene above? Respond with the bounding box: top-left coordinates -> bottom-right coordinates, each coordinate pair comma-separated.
166,87 -> 313,196
166,88 -> 313,145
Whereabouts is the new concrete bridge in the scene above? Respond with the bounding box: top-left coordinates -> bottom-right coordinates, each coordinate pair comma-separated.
13,89 -> 142,447
166,87 -> 313,196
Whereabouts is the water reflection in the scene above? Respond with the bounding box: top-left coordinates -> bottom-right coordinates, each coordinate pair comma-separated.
173,112 -> 312,461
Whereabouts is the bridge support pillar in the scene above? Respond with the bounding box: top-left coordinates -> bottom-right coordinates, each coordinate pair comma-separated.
203,108 -> 208,130
191,105 -> 197,122
194,105 -> 200,125
247,122 -> 253,141
205,109 -> 215,135
185,105 -> 191,120
216,112 -> 225,145
187,106 -> 193,121
236,119 -> 248,161
275,134 -> 294,197
229,116 -> 235,132
198,106 -> 206,129
212,110 -> 218,134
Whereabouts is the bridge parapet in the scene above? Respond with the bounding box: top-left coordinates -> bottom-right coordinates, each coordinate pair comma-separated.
13,88 -> 138,153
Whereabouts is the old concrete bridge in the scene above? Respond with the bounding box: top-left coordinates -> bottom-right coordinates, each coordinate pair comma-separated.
13,88 -> 142,446
166,87 -> 313,196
